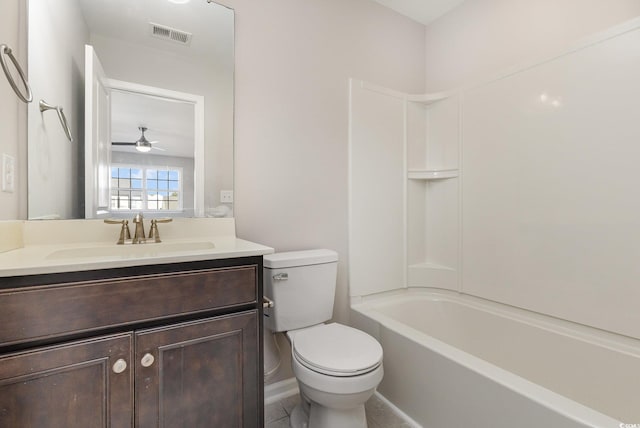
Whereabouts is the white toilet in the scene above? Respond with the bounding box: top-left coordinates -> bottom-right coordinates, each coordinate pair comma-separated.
263,249 -> 383,428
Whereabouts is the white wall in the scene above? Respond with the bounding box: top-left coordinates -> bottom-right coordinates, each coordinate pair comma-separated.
218,0 -> 426,325
28,0 -> 89,219
424,0 -> 640,92
0,0 -> 27,220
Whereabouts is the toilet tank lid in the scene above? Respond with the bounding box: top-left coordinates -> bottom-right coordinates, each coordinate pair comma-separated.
264,249 -> 338,269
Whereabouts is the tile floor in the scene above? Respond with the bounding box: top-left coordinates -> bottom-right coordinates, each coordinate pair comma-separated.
265,393 -> 413,428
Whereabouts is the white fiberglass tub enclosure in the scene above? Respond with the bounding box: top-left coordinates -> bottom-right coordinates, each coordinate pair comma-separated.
348,17 -> 640,428
352,291 -> 640,428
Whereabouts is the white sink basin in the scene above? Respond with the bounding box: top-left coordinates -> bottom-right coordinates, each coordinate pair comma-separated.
46,241 -> 216,260
0,218 -> 275,277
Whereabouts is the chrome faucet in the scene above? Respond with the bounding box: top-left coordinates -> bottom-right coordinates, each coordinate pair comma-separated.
132,212 -> 146,244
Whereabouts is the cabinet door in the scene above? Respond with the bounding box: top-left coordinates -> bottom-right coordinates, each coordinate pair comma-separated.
0,333 -> 133,428
135,311 -> 259,428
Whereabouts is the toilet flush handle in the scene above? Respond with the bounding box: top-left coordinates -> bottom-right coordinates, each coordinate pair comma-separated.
273,273 -> 288,281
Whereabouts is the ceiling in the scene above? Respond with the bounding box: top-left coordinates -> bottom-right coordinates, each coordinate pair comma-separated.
110,91 -> 195,158
371,0 -> 465,25
78,0 -> 233,67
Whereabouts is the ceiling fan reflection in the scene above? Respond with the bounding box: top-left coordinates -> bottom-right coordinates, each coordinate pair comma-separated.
111,126 -> 166,152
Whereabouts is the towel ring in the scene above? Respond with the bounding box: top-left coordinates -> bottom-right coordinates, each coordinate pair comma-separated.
0,44 -> 33,103
39,100 -> 73,142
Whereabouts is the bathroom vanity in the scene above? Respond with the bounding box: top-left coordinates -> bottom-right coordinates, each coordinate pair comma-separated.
0,218 -> 273,428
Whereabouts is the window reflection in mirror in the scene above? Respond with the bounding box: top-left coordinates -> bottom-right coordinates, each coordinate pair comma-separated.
105,85 -> 201,218
110,166 -> 184,212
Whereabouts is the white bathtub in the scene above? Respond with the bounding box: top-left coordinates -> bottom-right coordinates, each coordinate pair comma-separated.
351,290 -> 640,428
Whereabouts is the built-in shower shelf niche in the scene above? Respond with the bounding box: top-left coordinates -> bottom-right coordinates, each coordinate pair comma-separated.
405,92 -> 450,105
407,177 -> 459,290
408,169 -> 458,180
348,78 -> 461,298
406,92 -> 461,291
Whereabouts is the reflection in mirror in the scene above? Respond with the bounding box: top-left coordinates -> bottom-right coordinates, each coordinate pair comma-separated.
107,83 -> 203,218
27,0 -> 234,220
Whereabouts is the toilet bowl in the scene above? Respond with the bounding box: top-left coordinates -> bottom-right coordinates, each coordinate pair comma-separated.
287,323 -> 383,428
263,250 -> 384,428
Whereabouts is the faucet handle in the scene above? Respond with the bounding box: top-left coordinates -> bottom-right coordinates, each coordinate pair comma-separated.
103,219 -> 131,245
148,218 -> 172,243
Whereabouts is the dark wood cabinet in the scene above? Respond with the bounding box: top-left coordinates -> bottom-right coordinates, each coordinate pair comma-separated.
135,312 -> 258,427
0,257 -> 264,428
0,333 -> 133,428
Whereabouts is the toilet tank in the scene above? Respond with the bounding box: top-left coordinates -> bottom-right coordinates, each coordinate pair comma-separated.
263,249 -> 338,332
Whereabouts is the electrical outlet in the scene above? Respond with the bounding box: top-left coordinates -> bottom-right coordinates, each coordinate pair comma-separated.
2,154 -> 15,193
220,190 -> 234,203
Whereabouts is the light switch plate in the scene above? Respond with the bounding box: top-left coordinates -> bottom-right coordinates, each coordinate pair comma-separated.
2,154 -> 15,193
220,190 -> 234,203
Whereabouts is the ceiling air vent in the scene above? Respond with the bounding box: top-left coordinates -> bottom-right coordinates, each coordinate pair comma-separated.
149,22 -> 193,46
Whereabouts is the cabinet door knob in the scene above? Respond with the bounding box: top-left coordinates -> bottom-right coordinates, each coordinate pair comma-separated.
141,353 -> 155,367
112,358 -> 128,374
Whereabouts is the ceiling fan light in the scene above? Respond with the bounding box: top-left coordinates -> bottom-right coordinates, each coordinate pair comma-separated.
135,127 -> 153,152
136,142 -> 152,152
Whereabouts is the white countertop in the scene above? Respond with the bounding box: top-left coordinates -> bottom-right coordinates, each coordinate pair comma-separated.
0,218 -> 274,277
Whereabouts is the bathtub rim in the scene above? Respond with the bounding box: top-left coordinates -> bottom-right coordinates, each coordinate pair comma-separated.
351,288 -> 636,427
354,288 -> 640,357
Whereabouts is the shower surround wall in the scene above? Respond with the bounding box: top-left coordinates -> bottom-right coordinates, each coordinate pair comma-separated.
460,23 -> 640,339
350,1 -> 640,340
349,13 -> 640,425
422,0 -> 640,340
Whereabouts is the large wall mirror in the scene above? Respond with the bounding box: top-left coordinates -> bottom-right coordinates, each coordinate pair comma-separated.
27,0 -> 234,219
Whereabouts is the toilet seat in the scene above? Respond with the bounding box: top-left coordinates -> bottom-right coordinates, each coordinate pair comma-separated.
292,323 -> 383,377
